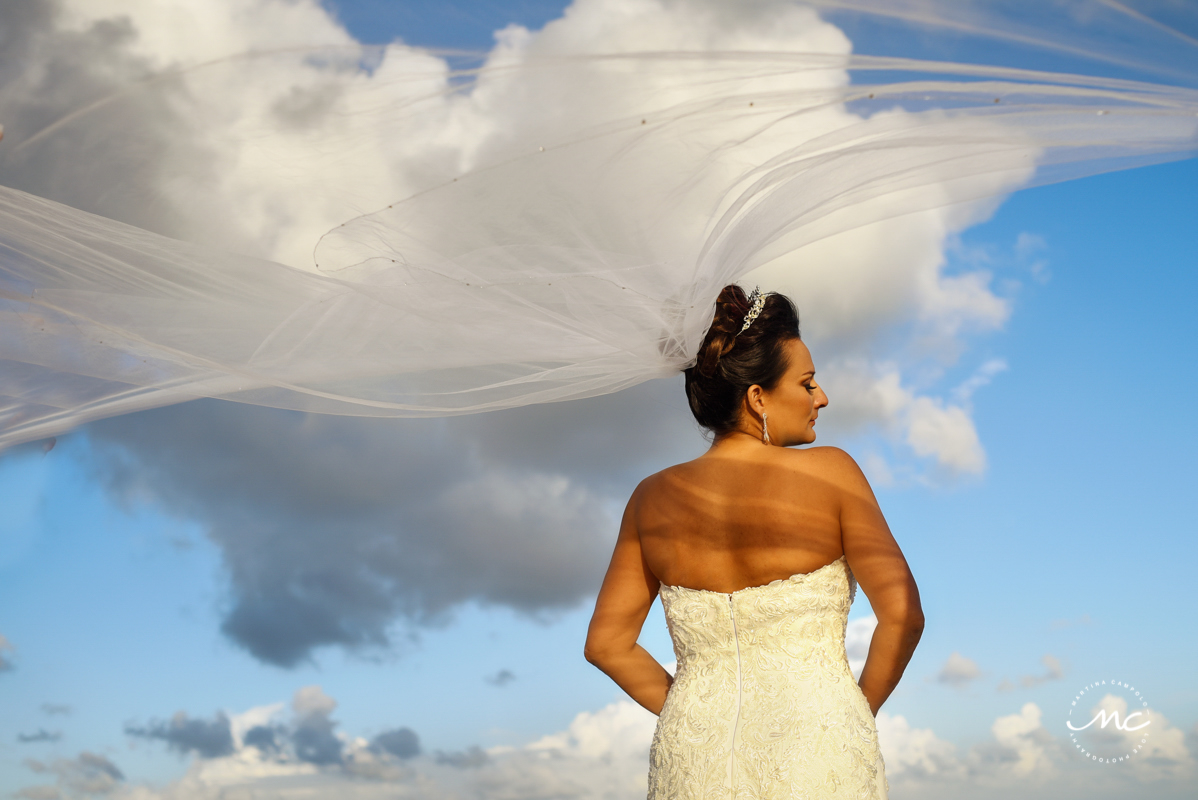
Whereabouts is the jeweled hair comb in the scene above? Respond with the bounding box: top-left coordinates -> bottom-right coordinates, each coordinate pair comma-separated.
736,286 -> 766,337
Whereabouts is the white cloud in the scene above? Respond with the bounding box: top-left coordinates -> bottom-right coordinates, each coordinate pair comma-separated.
527,698 -> 655,760
876,710 -> 963,780
936,651 -> 982,687
58,0 -> 351,63
845,615 -> 877,679
20,687 -> 1195,800
988,702 -> 1055,777
1071,694 -> 1194,781
815,364 -> 987,476
1015,231 -> 1050,283
952,358 -> 1008,403
228,702 -> 285,750
22,752 -> 124,798
878,701 -> 1196,799
906,395 -> 986,474
291,685 -> 336,717
0,0 -> 1033,673
5,0 -> 1026,479
81,696 -> 657,800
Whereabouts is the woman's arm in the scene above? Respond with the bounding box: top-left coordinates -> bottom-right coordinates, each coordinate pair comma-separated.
584,486 -> 673,715
827,449 -> 925,716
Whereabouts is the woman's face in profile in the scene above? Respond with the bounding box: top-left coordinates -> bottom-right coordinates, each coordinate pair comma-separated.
763,338 -> 828,447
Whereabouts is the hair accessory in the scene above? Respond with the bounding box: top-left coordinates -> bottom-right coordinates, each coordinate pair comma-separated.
736,286 -> 766,337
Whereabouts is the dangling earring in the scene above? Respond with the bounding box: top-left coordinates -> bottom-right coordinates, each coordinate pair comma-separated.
762,412 -> 770,445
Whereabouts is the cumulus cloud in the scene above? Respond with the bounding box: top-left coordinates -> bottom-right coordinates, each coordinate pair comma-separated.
806,365 -> 989,479
120,685 -> 431,781
845,615 -> 877,679
936,651 -> 982,688
876,710 -> 963,780
87,392 -> 676,665
43,688 -> 656,798
434,746 -> 488,768
21,751 -> 124,798
977,702 -> 1059,777
1069,693 -> 1193,781
290,686 -> 343,766
877,701 -> 1196,800
3,0 -> 1025,668
372,728 -> 421,760
126,712 -> 236,760
18,685 -> 1196,800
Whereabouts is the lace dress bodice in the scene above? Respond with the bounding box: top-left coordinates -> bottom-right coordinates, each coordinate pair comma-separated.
648,556 -> 887,799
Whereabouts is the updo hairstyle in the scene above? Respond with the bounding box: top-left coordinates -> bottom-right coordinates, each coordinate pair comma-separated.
684,284 -> 801,436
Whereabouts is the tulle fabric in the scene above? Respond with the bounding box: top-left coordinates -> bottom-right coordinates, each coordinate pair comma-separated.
1,1 -> 1196,448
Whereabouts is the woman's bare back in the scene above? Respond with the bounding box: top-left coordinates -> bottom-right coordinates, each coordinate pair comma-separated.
635,446 -> 847,593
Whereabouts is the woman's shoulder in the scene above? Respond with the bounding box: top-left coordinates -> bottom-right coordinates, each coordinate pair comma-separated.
628,457 -> 718,506
785,445 -> 860,468
631,460 -> 691,495
765,446 -> 872,497
635,446 -> 867,491
783,446 -> 873,493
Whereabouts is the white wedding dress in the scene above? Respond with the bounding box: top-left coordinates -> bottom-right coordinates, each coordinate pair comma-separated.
649,556 -> 886,799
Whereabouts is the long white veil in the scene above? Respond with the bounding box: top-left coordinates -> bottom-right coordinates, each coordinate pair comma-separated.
1,0 -> 1195,449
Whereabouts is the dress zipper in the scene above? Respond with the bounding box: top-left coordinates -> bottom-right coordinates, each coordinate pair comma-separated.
728,594 -> 743,794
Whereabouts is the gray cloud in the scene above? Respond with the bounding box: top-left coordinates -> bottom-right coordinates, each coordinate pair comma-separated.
17,729 -> 62,744
0,0 -> 182,232
486,669 -> 516,687
435,745 -> 489,769
0,633 -> 14,671
1019,654 -> 1064,688
125,712 -> 235,759
288,685 -> 343,766
40,703 -> 71,716
23,751 -> 123,796
293,712 -> 342,766
936,652 -> 981,688
0,0 -> 262,256
242,725 -> 281,753
0,4 -> 706,678
372,728 -> 421,760
1,0 -> 1006,673
86,378 -> 701,667
13,787 -> 59,800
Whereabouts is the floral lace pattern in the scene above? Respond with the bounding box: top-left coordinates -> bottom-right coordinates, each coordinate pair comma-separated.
648,557 -> 888,799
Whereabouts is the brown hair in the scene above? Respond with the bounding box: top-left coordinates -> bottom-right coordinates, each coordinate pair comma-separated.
684,285 -> 801,436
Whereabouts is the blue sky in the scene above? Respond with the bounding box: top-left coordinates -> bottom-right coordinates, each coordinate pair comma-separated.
1,2 -> 1196,799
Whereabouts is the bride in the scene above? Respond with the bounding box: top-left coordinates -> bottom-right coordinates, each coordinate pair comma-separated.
585,284 -> 923,798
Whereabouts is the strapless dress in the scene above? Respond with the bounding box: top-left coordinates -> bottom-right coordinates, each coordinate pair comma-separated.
648,556 -> 887,799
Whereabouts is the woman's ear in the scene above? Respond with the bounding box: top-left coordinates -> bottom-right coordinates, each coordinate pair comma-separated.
744,384 -> 765,416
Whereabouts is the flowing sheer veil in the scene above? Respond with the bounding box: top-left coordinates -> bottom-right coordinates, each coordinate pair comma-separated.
1,0 -> 1195,449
